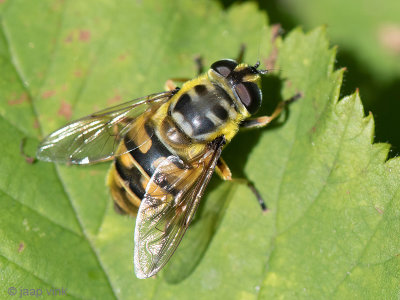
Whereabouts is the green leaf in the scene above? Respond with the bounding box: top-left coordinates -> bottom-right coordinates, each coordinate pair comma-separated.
1,1 -> 399,299
258,0 -> 400,154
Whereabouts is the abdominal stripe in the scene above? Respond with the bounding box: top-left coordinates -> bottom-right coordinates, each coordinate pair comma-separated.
120,120 -> 185,199
115,159 -> 146,200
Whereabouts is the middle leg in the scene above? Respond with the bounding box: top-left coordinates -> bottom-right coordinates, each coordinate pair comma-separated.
240,93 -> 302,129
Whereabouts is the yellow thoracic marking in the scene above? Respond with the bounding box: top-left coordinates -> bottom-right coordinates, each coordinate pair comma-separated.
242,74 -> 260,83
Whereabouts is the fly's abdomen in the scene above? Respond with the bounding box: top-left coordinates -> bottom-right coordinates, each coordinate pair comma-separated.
108,113 -> 179,216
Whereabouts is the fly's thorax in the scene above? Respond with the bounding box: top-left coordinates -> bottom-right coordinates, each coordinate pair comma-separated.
168,76 -> 242,142
157,114 -> 207,160
151,100 -> 207,161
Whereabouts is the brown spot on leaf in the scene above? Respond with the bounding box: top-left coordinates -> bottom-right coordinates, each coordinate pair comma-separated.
8,93 -> 28,105
118,53 -> 128,61
74,69 -> 83,77
271,24 -> 283,41
51,0 -> 64,11
375,206 -> 384,214
64,33 -> 73,43
107,92 -> 122,105
58,100 -> 73,120
79,30 -> 91,42
33,119 -> 39,129
24,156 -> 36,164
42,90 -> 56,99
378,24 -> 400,54
0,0 -> 6,4
263,24 -> 282,70
264,47 -> 278,71
18,242 -> 25,253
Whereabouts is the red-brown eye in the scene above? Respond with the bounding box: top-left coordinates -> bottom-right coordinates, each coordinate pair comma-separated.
211,59 -> 238,77
234,82 -> 262,115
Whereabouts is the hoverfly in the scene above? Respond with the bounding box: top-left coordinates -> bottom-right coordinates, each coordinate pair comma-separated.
37,58 -> 297,279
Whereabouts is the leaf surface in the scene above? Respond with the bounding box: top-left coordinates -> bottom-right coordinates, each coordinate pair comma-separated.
0,1 -> 399,299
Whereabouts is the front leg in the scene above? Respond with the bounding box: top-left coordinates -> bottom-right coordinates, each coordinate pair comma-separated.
240,93 -> 302,129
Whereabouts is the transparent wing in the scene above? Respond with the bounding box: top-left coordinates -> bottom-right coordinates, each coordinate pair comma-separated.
134,137 -> 226,279
36,91 -> 174,164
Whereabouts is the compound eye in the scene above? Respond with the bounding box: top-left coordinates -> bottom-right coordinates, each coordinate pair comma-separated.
235,82 -> 262,114
211,59 -> 238,77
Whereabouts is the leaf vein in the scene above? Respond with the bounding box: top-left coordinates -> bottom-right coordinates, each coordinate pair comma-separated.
0,186 -> 82,237
329,182 -> 400,296
53,165 -> 119,300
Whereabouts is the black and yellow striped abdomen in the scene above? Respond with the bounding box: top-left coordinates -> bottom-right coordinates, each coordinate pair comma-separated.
107,112 -> 185,215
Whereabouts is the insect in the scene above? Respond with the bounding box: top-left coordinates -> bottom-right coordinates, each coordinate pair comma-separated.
37,58 -> 298,279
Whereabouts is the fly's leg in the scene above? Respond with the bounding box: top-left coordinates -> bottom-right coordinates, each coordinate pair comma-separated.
164,76 -> 191,92
164,80 -> 179,91
236,44 -> 246,64
240,93 -> 302,129
215,157 -> 232,180
194,55 -> 204,75
164,47 -> 247,91
164,56 -> 206,91
20,137 -> 36,164
216,157 -> 267,212
221,93 -> 301,210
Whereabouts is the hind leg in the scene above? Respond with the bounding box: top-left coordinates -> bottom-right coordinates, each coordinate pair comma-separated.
216,157 -> 267,212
